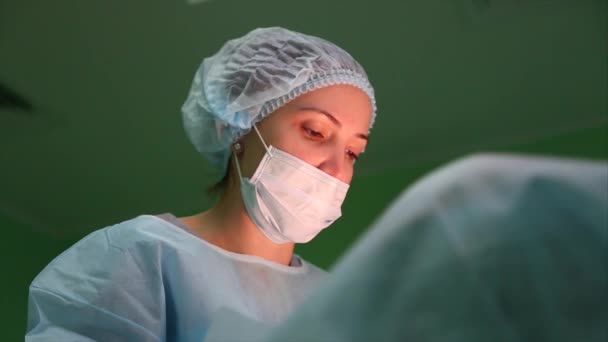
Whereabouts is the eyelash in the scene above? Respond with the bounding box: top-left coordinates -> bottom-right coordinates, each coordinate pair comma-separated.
304,127 -> 324,139
347,151 -> 359,161
304,127 -> 360,161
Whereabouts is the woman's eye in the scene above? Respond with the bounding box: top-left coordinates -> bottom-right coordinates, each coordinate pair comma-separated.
346,150 -> 359,161
304,127 -> 324,138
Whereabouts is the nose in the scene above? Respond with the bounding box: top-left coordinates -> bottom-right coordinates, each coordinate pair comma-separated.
317,148 -> 350,183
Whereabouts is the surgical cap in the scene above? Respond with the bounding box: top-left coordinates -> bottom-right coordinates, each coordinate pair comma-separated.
181,27 -> 377,175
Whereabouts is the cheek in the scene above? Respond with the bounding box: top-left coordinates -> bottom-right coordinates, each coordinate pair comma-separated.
344,169 -> 354,183
279,142 -> 317,164
266,127 -> 312,160
240,143 -> 267,178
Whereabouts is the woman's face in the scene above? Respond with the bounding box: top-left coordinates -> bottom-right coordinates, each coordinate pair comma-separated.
237,84 -> 373,184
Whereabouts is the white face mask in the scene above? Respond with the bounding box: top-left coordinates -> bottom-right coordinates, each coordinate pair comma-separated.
233,126 -> 350,244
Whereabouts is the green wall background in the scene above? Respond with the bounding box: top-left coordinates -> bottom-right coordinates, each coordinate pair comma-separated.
3,123 -> 606,340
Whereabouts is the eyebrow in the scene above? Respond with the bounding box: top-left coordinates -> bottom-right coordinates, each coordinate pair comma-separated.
297,106 -> 369,141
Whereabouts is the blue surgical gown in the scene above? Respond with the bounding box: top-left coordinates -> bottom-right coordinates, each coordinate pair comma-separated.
26,214 -> 327,341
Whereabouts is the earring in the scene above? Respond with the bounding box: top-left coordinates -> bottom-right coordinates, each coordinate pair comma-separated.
233,143 -> 242,152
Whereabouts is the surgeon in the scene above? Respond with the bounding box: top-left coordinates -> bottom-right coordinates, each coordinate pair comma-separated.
26,27 -> 377,341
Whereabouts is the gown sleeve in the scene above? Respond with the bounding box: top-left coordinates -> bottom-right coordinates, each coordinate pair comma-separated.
26,224 -> 166,342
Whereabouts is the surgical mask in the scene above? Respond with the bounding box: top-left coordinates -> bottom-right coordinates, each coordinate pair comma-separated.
233,125 -> 350,244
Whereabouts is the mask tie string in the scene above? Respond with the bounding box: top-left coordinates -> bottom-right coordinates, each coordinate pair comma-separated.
233,124 -> 271,180
253,124 -> 272,157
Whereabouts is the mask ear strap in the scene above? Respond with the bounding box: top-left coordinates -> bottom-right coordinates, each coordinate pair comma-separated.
233,124 -> 269,180
233,153 -> 244,180
253,124 -> 272,156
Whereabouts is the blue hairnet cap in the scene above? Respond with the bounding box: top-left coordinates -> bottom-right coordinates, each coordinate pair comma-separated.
181,27 -> 377,175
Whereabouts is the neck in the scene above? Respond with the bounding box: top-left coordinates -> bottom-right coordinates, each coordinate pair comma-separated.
181,180 -> 295,266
